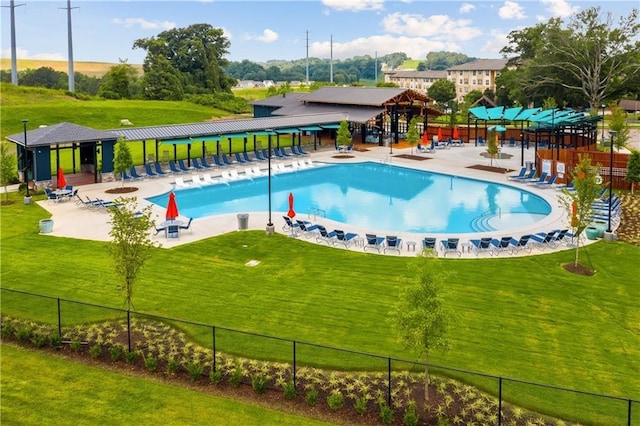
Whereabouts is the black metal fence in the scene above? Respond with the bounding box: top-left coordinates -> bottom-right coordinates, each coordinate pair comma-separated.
1,287 -> 637,425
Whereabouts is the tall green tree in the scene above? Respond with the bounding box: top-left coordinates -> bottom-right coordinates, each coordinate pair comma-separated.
389,252 -> 451,401
501,7 -> 640,110
0,142 -> 17,203
406,116 -> 421,155
608,104 -> 630,150
427,79 -> 456,106
140,55 -> 184,101
336,120 -> 352,149
108,197 -> 157,311
558,154 -> 603,268
487,132 -> 499,167
113,137 -> 133,187
98,61 -> 139,99
626,150 -> 640,195
133,23 -> 234,97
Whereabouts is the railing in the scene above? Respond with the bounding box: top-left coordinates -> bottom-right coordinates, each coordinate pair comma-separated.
307,206 -> 326,221
1,287 -> 638,425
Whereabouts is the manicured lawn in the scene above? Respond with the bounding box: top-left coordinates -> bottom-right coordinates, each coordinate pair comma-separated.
1,193 -> 638,423
0,343 -> 331,425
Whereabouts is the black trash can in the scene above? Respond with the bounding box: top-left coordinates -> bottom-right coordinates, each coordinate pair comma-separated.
237,213 -> 249,230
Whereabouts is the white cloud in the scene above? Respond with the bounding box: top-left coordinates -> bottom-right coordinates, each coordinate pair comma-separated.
381,13 -> 482,41
541,0 -> 580,17
322,0 -> 384,12
498,1 -> 526,20
246,29 -> 279,43
1,47 -> 65,61
480,30 -> 510,57
112,18 -> 175,31
459,3 -> 476,14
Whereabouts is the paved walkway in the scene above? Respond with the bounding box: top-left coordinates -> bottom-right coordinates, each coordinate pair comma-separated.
34,141 -> 589,257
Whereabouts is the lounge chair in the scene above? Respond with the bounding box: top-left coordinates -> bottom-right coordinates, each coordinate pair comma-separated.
154,224 -> 167,235
334,229 -> 358,247
178,159 -> 191,173
531,231 -> 557,249
191,158 -> 205,170
469,237 -> 493,256
363,233 -> 384,253
296,219 -> 319,238
277,163 -> 288,173
293,145 -> 310,156
512,169 -> 536,182
526,172 -> 549,185
441,238 -> 461,257
220,170 -> 234,182
144,163 -> 159,178
254,150 -> 267,161
383,235 -> 403,254
315,225 -> 336,244
531,174 -> 557,187
166,224 -> 180,239
282,216 -> 300,233
200,157 -> 214,168
490,236 -> 512,255
509,235 -> 532,254
422,237 -> 437,253
229,169 -> 248,180
252,166 -> 265,176
242,152 -> 257,163
169,161 -> 184,174
179,218 -> 193,233
212,155 -> 227,168
75,193 -> 94,208
191,175 -> 204,186
549,229 -> 574,247
221,154 -> 234,166
175,177 -> 190,188
234,153 -> 248,164
129,166 -> 145,180
304,159 -> 315,167
202,173 -> 216,184
507,167 -> 527,181
154,162 -> 169,176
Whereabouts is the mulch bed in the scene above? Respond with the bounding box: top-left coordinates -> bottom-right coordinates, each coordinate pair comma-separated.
466,164 -> 515,174
105,187 -> 139,194
393,154 -> 430,161
331,155 -> 356,159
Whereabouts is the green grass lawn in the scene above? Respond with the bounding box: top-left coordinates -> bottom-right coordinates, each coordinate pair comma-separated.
0,343 -> 331,426
1,193 -> 639,424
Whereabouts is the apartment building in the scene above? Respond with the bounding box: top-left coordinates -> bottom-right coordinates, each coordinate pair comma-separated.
383,69 -> 448,93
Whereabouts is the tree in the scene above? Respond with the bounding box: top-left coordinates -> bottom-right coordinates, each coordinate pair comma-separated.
113,137 -> 133,187
626,150 -> 640,195
389,252 -> 451,401
140,55 -> 184,101
134,23 -> 234,96
98,60 -> 138,99
558,154 -> 602,269
501,7 -> 640,110
107,197 -> 157,311
487,132 -> 499,167
0,142 -> 17,203
406,116 -> 421,155
608,104 -> 630,150
336,120 -> 352,149
427,79 -> 456,105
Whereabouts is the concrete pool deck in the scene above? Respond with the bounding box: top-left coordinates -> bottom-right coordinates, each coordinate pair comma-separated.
37,142 -> 587,257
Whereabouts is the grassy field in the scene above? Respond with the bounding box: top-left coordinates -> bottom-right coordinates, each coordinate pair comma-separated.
0,191 -> 638,424
0,343 -> 331,425
0,58 -> 142,78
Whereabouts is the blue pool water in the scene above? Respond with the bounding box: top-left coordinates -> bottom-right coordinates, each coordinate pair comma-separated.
146,162 -> 551,234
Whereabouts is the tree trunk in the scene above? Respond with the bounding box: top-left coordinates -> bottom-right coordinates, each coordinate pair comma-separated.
424,355 -> 430,402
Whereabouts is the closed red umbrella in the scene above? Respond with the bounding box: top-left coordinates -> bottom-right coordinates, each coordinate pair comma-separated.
453,127 -> 460,139
287,192 -> 295,219
166,192 -> 179,220
57,167 -> 66,189
437,127 -> 443,141
422,130 -> 429,145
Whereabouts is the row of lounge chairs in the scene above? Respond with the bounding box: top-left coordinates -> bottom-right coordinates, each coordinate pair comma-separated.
74,194 -> 120,210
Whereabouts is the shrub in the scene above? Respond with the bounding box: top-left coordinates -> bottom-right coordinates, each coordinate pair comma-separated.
229,363 -> 243,387
31,333 -> 48,348
354,396 -> 368,415
70,340 -> 82,352
109,346 -> 123,362
124,350 -> 137,364
327,390 -> 344,410
1,322 -> 15,338
15,326 -> 31,341
282,380 -> 297,400
403,402 -> 419,426
89,344 -> 102,359
209,369 -> 222,385
144,355 -> 158,372
49,334 -> 62,349
166,358 -> 179,375
305,388 -> 318,406
251,373 -> 269,394
379,400 -> 394,424
186,362 -> 203,382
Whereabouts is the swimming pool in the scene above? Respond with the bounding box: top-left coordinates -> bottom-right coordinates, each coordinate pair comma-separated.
146,162 -> 551,234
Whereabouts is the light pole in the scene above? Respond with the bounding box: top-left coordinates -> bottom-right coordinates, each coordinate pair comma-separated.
265,129 -> 274,235
22,119 -> 30,200
600,104 -> 606,144
606,130 -> 616,234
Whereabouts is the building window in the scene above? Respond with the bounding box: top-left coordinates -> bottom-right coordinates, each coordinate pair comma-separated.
485,71 -> 490,76
472,70 -> 476,76
472,79 -> 476,85
459,79 -> 463,84
485,80 -> 490,85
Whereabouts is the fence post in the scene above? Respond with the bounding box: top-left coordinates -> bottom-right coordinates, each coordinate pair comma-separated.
57,298 -> 62,337
293,340 -> 297,389
212,326 -> 216,372
628,399 -> 632,426
126,310 -> 131,352
498,377 -> 502,426
387,357 -> 392,407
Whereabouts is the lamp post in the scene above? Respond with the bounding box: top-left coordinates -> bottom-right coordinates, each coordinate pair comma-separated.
265,129 -> 274,235
600,104 -> 606,144
606,130 -> 616,235
22,119 -> 31,202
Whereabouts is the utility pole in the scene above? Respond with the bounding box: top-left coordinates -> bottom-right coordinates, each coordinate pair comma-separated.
305,30 -> 309,85
60,0 -> 79,92
330,34 -> 333,84
2,0 -> 25,85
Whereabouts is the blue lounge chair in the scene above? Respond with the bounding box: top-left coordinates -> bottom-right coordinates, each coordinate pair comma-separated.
441,238 -> 461,257
507,167 -> 527,181
315,225 -> 336,244
154,162 -> 169,176
282,216 -> 300,233
509,235 -> 532,254
549,229 -> 573,247
293,145 -> 309,156
469,237 -> 493,256
334,229 -> 358,247
531,231 -> 557,249
422,237 -> 437,253
383,235 -> 403,254
296,219 -> 319,238
280,147 -> 293,157
272,148 -> 286,159
526,172 -> 548,185
129,166 -> 145,180
179,218 -> 193,233
221,154 -> 234,166
166,224 -> 180,239
212,155 -> 226,168
234,153 -> 248,164
191,158 -> 205,170
254,150 -> 267,161
513,169 -> 536,182
168,161 -> 184,174
532,174 -> 557,187
490,236 -> 512,255
178,159 -> 191,173
200,157 -> 214,168
144,163 -> 159,178
363,233 -> 384,252
242,152 -> 256,163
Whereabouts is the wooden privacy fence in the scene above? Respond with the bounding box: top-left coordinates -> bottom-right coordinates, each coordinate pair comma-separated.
536,147 -> 631,189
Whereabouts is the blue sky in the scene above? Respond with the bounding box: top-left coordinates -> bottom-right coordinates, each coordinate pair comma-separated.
1,0 -> 637,64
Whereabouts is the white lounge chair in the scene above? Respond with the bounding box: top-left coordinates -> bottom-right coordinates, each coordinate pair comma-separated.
191,175 -> 203,186
175,177 -> 190,188
252,166 -> 265,176
290,161 -> 300,170
244,167 -> 255,178
202,173 -> 216,184
229,169 -> 244,180
220,170 -> 233,182
305,159 -> 315,167
277,163 -> 288,172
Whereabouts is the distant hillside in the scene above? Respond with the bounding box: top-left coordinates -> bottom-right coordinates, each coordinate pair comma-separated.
0,58 -> 143,78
